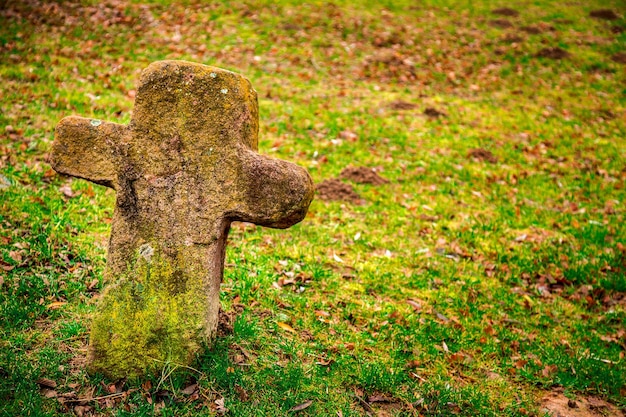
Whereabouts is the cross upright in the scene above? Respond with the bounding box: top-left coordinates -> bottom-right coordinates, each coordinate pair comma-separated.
51,61 -> 314,379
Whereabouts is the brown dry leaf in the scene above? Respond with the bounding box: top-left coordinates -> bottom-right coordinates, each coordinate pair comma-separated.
47,302 -> 67,310
448,352 -> 466,364
59,184 -> 76,198
8,250 -> 22,263
484,325 -> 496,336
73,405 -> 93,417
339,130 -> 358,142
180,383 -> 197,395
36,378 -> 57,389
277,322 -> 297,333
41,388 -> 57,398
541,364 -> 558,378
406,299 -> 422,311
1,261 -> 14,272
235,384 -> 249,401
288,400 -> 313,412
514,359 -> 528,368
214,397 -> 228,415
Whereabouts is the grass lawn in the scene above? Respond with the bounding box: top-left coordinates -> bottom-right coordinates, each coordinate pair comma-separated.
1,0 -> 625,416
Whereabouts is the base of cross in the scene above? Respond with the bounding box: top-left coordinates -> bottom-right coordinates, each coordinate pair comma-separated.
88,246 -> 218,378
51,61 -> 314,379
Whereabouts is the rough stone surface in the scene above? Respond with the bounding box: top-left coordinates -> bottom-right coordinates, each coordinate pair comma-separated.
51,60 -> 314,379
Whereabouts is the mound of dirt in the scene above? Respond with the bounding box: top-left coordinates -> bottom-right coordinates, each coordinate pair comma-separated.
468,148 -> 498,164
424,107 -> 446,118
316,179 -> 364,205
589,9 -> 619,20
340,167 -> 388,185
521,25 -> 541,34
536,47 -> 570,59
492,7 -> 519,17
503,34 -> 523,43
490,19 -> 513,28
612,52 -> 626,64
389,100 -> 417,110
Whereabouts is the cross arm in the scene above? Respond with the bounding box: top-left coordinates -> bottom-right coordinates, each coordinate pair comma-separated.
231,150 -> 315,229
51,116 -> 127,190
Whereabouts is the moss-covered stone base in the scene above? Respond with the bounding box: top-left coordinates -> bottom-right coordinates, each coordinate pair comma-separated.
88,249 -> 207,379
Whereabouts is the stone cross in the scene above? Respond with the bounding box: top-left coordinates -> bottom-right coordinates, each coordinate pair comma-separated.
51,61 -> 314,379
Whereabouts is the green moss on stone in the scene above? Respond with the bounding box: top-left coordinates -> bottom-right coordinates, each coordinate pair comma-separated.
88,247 -> 205,379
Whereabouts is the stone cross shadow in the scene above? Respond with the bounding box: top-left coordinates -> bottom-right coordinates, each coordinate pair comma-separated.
51,61 -> 314,379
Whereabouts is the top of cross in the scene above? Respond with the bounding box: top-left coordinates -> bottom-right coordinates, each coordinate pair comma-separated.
51,60 -> 314,247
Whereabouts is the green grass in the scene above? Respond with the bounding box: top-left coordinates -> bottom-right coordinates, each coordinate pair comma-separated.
1,0 -> 625,415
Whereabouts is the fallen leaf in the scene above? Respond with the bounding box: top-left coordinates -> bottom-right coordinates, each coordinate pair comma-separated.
0,261 -> 14,272
8,250 -> 22,263
47,302 -> 67,310
406,299 -> 422,311
315,358 -> 333,366
288,400 -> 313,412
235,384 -> 249,401
73,405 -> 93,417
215,397 -> 228,415
277,322 -> 297,333
514,359 -> 528,368
41,388 -> 57,398
368,394 -> 394,403
36,378 -> 57,389
541,365 -> 558,378
180,383 -> 197,395
59,184 -> 75,198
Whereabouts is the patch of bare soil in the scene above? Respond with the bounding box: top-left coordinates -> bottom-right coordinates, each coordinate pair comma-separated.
589,9 -> 619,20
521,25 -> 541,34
611,26 -> 624,34
611,52 -> 626,64
340,167 -> 388,185
468,148 -> 498,163
316,179 -> 364,205
536,47 -> 570,59
541,390 -> 624,417
492,7 -> 519,17
389,100 -> 417,110
424,107 -> 446,118
521,22 -> 555,34
490,19 -> 513,28
503,34 -> 524,43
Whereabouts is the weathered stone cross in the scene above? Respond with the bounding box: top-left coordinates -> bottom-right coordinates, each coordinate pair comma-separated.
51,61 -> 314,379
